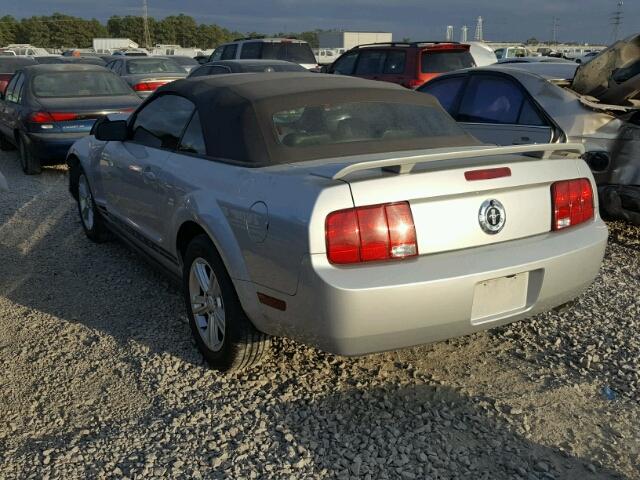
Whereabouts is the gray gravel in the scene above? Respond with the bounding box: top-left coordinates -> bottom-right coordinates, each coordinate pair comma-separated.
0,154 -> 639,479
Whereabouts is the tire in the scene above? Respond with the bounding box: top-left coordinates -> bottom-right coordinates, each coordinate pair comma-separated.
183,234 -> 270,371
76,170 -> 112,243
17,134 -> 41,175
0,133 -> 14,151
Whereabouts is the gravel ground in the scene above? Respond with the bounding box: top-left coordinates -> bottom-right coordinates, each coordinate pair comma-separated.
0,153 -> 639,479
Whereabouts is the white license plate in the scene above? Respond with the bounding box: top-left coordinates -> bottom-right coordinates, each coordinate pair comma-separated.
471,272 -> 529,324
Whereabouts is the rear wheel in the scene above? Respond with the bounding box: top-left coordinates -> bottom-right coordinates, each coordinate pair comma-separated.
77,171 -> 112,242
183,235 -> 270,371
18,134 -> 41,175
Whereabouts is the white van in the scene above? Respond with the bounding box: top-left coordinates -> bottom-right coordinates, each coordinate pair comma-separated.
210,38 -> 319,70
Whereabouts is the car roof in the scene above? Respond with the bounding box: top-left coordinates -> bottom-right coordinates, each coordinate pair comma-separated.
155,73 -> 468,165
20,64 -> 109,73
484,63 -> 579,80
230,37 -> 308,44
209,59 -> 302,66
0,56 -> 37,70
166,72 -> 405,101
442,63 -> 578,82
118,56 -> 173,61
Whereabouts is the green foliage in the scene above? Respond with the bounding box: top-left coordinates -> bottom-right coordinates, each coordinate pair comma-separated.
0,14 -> 321,51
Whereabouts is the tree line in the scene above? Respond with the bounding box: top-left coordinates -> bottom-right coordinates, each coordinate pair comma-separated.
0,13 -> 323,50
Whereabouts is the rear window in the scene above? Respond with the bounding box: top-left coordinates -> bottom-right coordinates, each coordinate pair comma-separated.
421,50 -> 474,73
32,72 -> 133,98
260,42 -> 316,64
242,63 -> 306,72
273,101 -> 464,148
172,56 -> 199,66
0,57 -> 36,73
126,59 -> 184,74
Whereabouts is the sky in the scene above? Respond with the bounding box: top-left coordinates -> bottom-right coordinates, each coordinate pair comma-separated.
5,0 -> 640,44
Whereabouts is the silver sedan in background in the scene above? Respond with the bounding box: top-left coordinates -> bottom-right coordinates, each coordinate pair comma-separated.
104,56 -> 187,97
418,34 -> 640,222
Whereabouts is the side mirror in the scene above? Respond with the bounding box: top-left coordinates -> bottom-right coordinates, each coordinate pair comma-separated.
94,118 -> 128,141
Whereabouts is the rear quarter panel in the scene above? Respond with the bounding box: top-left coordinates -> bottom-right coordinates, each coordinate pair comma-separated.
161,156 -> 353,296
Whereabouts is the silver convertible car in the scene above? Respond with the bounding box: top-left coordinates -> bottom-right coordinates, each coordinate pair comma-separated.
67,73 -> 608,370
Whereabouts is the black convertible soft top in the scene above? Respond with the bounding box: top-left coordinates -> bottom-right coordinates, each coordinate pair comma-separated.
155,73 -> 478,165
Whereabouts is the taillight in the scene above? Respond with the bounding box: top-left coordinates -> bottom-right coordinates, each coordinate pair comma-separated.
551,178 -> 594,231
405,79 -> 424,89
326,202 -> 418,264
29,112 -> 79,123
133,81 -> 167,92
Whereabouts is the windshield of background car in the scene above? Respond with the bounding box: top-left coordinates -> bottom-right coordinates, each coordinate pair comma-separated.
126,59 -> 184,74
272,101 -> 466,148
261,43 -> 316,64
32,72 -> 133,98
421,50 -> 475,73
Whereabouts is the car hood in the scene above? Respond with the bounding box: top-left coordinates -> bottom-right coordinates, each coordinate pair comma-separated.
571,33 -> 640,106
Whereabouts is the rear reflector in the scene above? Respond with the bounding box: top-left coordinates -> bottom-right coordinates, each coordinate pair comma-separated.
257,292 -> 287,311
465,167 -> 511,181
133,81 -> 167,92
551,178 -> 594,230
326,202 -> 417,264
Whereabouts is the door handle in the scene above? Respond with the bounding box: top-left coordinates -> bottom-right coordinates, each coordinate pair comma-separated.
143,167 -> 157,182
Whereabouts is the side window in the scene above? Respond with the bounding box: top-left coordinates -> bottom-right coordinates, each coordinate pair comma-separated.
332,51 -> 358,75
209,66 -> 232,75
418,77 -> 467,116
6,74 -> 24,103
354,50 -> 387,75
240,42 -> 263,59
3,74 -> 19,102
518,99 -> 547,126
178,112 -> 207,155
458,76 -> 525,124
383,50 -> 406,74
16,75 -> 26,102
210,47 -> 223,61
131,95 -> 195,150
221,44 -> 238,60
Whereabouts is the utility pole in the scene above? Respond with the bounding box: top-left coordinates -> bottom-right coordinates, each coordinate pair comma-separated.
142,0 -> 152,50
611,0 -> 624,42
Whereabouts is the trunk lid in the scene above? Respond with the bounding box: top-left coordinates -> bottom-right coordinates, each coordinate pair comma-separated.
307,145 -> 586,255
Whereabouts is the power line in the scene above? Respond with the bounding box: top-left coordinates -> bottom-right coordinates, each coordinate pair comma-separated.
552,16 -> 559,44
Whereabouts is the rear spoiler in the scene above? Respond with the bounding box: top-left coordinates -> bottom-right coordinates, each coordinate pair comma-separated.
331,143 -> 585,180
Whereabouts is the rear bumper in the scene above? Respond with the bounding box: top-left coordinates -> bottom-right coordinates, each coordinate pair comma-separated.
26,132 -> 85,164
257,219 -> 608,355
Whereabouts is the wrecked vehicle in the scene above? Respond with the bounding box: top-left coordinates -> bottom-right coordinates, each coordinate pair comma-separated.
418,33 -> 640,223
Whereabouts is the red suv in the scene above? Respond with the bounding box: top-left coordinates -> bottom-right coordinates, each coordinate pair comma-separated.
325,42 -> 475,89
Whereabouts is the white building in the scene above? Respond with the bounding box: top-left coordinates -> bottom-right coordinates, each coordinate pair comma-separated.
318,31 -> 393,51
